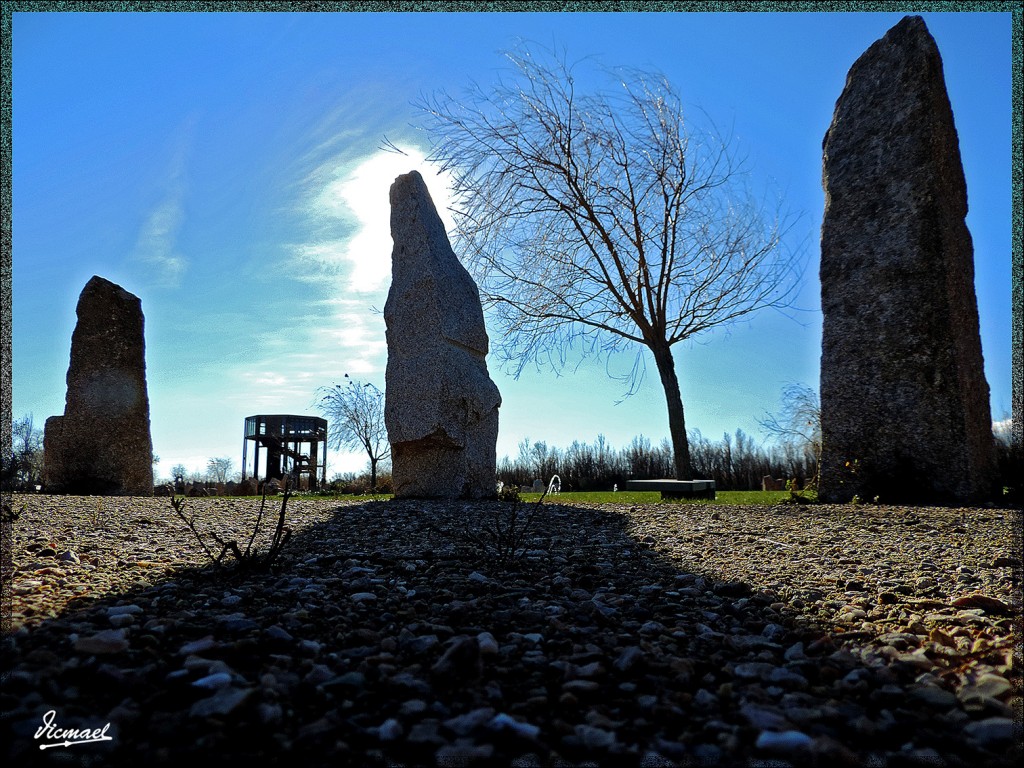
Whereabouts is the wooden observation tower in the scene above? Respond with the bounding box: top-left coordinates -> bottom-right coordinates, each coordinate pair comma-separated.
242,414 -> 328,491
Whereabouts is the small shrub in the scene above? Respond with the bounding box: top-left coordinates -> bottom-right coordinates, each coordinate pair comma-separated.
169,477 -> 293,573
439,481 -> 554,567
88,497 -> 104,527
373,473 -> 394,495
780,478 -> 817,505
336,474 -> 392,496
1,501 -> 23,523
340,479 -> 370,495
498,484 -> 522,503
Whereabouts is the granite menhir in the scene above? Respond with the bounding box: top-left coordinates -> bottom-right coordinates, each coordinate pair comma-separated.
44,276 -> 154,496
818,16 -> 997,504
384,171 -> 501,499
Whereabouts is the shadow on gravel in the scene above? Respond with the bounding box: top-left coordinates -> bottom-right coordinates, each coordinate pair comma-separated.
1,495 -> 1018,768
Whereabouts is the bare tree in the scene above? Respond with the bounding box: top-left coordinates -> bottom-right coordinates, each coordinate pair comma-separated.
530,440 -> 559,483
758,383 -> 821,488
316,375 -> 390,491
206,457 -> 234,484
419,44 -> 802,479
12,414 -> 44,488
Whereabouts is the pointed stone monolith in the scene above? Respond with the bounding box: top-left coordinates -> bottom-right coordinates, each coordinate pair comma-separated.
384,171 -> 501,499
44,276 -> 154,495
818,16 -> 998,503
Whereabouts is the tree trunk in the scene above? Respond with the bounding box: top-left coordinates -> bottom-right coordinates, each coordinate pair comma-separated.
651,342 -> 692,480
369,457 -> 378,493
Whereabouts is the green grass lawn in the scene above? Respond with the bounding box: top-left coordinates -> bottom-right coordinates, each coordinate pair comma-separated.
290,493 -> 390,502
293,489 -> 817,505
520,490 -> 809,505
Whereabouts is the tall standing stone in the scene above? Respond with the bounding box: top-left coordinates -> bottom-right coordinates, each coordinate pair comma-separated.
384,171 -> 501,499
819,16 -> 997,504
44,276 -> 154,496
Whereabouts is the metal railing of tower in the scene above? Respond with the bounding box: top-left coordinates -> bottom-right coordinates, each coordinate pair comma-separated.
241,414 -> 328,491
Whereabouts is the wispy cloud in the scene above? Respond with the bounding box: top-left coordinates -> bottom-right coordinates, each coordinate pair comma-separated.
131,117 -> 195,287
292,144 -> 456,294
257,141 -> 458,393
993,417 -> 1012,444
218,296 -> 390,424
227,296 -> 388,395
309,296 -> 389,375
134,199 -> 187,285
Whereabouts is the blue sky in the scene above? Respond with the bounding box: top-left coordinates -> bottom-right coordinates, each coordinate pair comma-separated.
10,9 -> 1014,480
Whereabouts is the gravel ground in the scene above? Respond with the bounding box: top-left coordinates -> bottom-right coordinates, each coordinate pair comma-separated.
1,493 -> 1020,767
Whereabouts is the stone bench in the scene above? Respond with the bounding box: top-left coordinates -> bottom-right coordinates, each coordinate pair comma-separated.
624,479 -> 716,500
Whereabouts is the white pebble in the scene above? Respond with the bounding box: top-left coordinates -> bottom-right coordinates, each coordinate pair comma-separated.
74,629 -> 129,655
488,712 -> 540,739
107,604 -> 143,616
378,718 -> 403,741
192,672 -> 232,690
477,631 -> 499,655
178,636 -> 218,655
575,724 -> 616,749
755,730 -> 813,753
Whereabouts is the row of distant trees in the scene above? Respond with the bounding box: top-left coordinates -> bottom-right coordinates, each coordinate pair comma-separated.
314,377 -> 824,493
320,426 -> 814,495
497,428 -> 817,492
160,457 -> 238,487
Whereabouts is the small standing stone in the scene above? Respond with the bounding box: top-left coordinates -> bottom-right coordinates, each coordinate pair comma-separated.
384,171 -> 501,499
